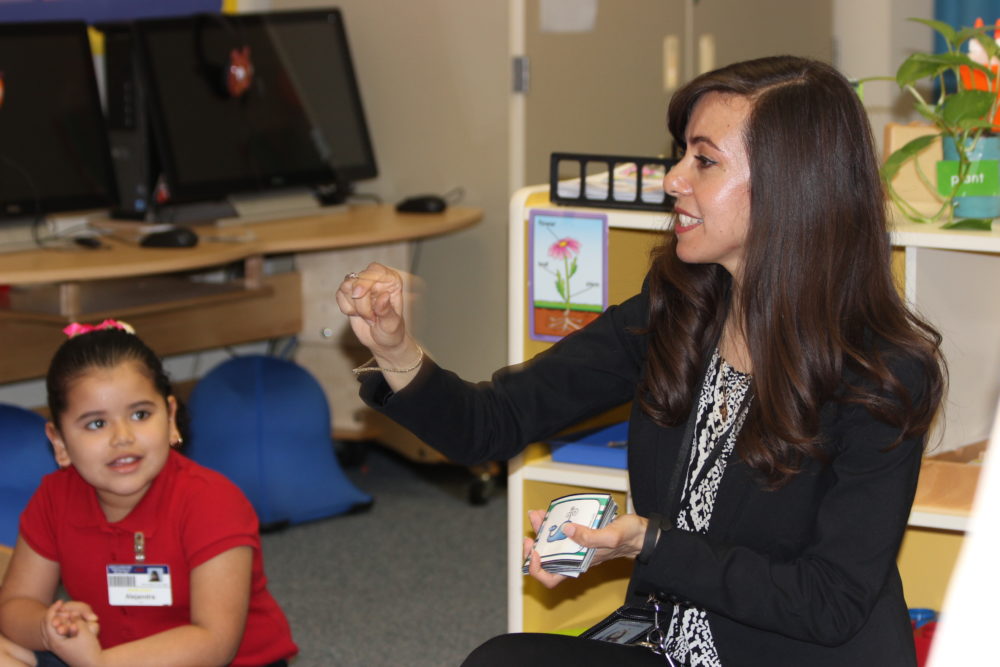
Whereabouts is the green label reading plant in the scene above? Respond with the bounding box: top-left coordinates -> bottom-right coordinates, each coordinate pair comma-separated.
866,18 -> 1000,229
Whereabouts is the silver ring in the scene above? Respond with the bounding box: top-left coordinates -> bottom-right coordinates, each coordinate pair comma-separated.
347,272 -> 360,280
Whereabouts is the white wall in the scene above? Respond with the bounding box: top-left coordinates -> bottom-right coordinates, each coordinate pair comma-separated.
834,0 -> 934,154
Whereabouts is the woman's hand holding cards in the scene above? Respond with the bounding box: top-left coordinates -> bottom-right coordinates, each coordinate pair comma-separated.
523,509 -> 650,589
570,514 -> 649,564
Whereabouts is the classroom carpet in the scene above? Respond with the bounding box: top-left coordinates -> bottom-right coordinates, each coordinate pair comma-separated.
260,444 -> 508,667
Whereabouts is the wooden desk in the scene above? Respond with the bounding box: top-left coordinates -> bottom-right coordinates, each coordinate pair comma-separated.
0,204 -> 481,383
0,204 -> 481,284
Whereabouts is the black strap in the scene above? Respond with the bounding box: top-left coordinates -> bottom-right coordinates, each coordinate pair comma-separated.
637,512 -> 664,564
664,408 -> 696,520
665,356 -> 749,520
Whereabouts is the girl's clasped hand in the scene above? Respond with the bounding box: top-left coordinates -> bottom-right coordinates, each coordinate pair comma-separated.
40,601 -> 102,666
44,600 -> 100,645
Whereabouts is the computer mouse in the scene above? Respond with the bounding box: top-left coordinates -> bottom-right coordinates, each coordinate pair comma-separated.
395,194 -> 447,214
139,226 -> 199,248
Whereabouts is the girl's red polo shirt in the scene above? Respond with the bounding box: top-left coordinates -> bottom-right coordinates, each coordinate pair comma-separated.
21,450 -> 298,666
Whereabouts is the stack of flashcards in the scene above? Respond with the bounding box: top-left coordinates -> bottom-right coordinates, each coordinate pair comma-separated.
522,492 -> 618,578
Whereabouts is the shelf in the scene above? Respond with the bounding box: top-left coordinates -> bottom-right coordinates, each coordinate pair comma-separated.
4,274 -> 266,323
514,185 -> 1000,252
522,453 -> 972,532
890,219 -> 1000,253
907,510 -> 969,532
0,272 -> 302,384
520,456 -> 629,492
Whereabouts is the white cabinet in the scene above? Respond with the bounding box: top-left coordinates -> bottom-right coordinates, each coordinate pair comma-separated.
894,224 -> 1000,453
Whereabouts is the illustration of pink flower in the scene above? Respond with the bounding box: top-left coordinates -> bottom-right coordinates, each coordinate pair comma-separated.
548,237 -> 581,259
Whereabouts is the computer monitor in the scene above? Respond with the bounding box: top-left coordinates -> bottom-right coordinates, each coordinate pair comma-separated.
0,21 -> 117,221
258,8 -> 378,187
134,8 -> 377,213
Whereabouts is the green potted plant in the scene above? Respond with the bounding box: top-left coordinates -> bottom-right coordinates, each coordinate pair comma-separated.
873,18 -> 1000,230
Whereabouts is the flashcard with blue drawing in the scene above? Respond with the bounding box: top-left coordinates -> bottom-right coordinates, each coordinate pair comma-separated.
523,492 -> 618,577
547,520 -> 571,542
533,495 -> 602,558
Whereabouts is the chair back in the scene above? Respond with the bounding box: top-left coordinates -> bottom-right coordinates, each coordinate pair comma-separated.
187,355 -> 372,528
0,404 -> 57,546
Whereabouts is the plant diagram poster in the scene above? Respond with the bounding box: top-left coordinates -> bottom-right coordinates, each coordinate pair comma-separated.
528,209 -> 608,342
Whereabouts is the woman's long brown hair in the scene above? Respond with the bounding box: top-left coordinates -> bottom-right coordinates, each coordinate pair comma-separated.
638,56 -> 945,487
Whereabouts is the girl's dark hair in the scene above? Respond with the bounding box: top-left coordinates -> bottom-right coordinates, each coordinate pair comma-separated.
639,55 -> 945,487
46,328 -> 188,439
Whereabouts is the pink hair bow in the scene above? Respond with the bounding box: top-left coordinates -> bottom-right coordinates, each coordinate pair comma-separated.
62,319 -> 135,338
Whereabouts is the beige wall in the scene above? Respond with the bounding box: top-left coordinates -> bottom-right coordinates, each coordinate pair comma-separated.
834,0 -> 934,155
270,0 -> 511,381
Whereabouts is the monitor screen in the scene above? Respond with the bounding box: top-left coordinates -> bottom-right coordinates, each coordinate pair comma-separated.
259,8 -> 377,185
135,8 -> 377,205
0,21 -> 118,218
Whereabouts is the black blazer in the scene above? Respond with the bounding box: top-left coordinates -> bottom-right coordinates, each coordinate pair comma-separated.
361,281 -> 924,667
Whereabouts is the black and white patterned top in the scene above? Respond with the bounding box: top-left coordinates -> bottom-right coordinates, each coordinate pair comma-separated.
664,349 -> 753,666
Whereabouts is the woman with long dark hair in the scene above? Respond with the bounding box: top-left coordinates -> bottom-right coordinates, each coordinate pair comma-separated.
337,55 -> 944,666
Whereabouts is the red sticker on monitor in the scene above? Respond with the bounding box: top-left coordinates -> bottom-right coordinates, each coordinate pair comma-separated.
226,46 -> 253,98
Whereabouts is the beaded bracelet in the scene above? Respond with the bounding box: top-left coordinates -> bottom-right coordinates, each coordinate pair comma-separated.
352,347 -> 424,376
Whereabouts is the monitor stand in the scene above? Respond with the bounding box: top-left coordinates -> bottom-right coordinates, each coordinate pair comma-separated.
150,187 -> 349,227
216,188 -> 334,228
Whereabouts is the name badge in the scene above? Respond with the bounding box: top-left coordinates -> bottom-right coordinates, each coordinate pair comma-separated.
107,564 -> 172,606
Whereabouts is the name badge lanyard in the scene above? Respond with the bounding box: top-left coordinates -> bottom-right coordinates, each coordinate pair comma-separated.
107,530 -> 173,606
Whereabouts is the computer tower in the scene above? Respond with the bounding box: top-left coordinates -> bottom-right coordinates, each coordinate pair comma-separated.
101,23 -> 155,220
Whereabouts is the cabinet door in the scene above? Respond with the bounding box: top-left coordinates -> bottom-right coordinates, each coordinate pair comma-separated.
692,0 -> 832,72
522,0 -> 684,186
519,0 -> 833,187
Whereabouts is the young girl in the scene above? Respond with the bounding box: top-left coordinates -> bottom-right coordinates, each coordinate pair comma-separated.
0,321 -> 298,667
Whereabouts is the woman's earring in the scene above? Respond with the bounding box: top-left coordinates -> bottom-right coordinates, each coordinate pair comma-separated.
171,435 -> 184,448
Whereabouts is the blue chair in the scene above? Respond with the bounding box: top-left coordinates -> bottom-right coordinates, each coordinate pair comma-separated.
186,355 -> 372,529
0,404 -> 57,546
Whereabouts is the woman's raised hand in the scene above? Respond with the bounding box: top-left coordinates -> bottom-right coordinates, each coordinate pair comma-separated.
337,262 -> 424,390
337,263 -> 408,352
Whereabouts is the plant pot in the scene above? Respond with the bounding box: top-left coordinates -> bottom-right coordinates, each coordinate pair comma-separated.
940,135 -> 1000,219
